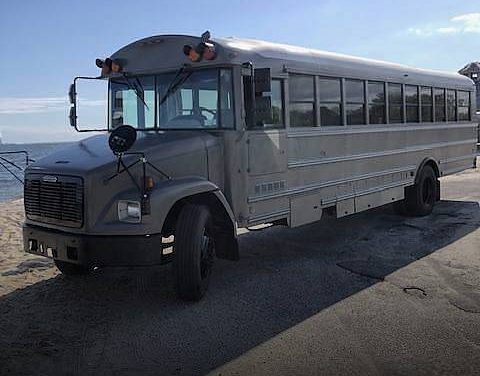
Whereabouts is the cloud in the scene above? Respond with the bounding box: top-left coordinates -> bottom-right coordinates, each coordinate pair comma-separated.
0,97 -> 68,114
436,27 -> 457,34
0,97 -> 104,114
407,12 -> 480,37
451,13 -> 480,33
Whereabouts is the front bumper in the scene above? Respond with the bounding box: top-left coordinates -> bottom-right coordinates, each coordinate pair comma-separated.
23,224 -> 170,267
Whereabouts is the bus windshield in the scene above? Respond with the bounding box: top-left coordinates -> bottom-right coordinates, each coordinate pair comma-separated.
110,68 -> 234,130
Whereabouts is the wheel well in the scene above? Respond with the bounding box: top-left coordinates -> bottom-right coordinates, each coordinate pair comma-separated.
414,158 -> 441,201
162,192 -> 232,234
161,192 -> 239,260
416,158 -> 440,183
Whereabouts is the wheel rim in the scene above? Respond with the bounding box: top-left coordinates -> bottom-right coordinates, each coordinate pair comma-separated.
200,230 -> 214,280
422,177 -> 434,205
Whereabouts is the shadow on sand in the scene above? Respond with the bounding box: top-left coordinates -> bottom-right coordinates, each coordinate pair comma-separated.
1,200 -> 479,375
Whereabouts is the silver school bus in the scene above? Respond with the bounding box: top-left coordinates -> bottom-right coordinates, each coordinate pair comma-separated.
23,32 -> 477,300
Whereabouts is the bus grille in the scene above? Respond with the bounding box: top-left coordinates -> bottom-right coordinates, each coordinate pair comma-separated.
24,175 -> 84,228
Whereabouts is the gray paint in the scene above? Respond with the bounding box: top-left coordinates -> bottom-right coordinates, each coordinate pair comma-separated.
112,35 -> 475,91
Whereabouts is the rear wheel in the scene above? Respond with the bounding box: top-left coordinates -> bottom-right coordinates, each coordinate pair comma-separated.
54,259 -> 90,276
401,165 -> 438,216
174,204 -> 215,301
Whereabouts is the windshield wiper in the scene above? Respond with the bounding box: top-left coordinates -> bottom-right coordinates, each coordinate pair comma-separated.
159,66 -> 193,105
122,73 -> 149,110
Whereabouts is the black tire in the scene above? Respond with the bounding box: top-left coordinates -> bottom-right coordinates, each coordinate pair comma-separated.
174,204 -> 215,301
404,165 -> 438,216
54,259 -> 90,276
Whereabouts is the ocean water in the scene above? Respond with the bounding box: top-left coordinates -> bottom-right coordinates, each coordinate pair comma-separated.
0,142 -> 73,202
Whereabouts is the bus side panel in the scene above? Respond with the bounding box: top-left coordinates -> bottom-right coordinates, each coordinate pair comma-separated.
245,123 -> 475,227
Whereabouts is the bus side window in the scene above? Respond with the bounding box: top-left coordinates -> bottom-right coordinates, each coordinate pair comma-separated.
388,83 -> 403,123
421,87 -> 433,122
446,89 -> 457,121
457,91 -> 471,121
345,79 -> 366,125
405,85 -> 419,123
318,77 -> 342,126
263,79 -> 284,128
368,81 -> 386,124
219,69 -> 234,128
434,88 -> 446,122
289,74 -> 315,127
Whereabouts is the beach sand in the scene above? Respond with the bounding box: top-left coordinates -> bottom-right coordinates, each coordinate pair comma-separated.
0,199 -> 58,296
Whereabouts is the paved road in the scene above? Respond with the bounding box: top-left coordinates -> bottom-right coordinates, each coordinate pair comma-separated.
1,166 -> 479,376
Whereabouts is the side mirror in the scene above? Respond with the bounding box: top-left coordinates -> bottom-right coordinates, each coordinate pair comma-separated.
254,68 -> 271,93
69,106 -> 77,128
68,83 -> 76,105
68,82 -> 77,128
68,106 -> 77,129
242,64 -> 273,128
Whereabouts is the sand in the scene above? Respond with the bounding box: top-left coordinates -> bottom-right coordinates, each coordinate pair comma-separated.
0,199 -> 58,296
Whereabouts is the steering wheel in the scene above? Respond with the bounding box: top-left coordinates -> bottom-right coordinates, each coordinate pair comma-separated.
199,106 -> 216,116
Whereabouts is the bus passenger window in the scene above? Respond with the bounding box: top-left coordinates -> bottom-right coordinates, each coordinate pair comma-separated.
434,88 -> 446,122
319,78 -> 342,126
388,83 -> 403,123
289,74 -> 315,127
345,79 -> 365,125
446,89 -> 456,121
405,85 -> 419,123
368,82 -> 385,124
421,87 -> 433,122
457,91 -> 471,121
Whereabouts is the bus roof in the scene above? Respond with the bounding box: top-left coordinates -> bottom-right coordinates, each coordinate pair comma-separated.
111,34 -> 475,90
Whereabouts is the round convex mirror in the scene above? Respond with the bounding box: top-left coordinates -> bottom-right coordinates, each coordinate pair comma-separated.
108,125 -> 137,154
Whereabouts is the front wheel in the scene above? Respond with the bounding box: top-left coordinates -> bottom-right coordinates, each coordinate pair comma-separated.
173,204 -> 215,301
54,259 -> 90,276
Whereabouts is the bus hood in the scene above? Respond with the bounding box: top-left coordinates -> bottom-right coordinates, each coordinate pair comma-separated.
25,131 -> 217,178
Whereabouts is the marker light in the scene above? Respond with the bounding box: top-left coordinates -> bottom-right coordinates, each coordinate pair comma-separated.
95,58 -> 111,75
183,45 -> 202,62
111,60 -> 122,73
145,176 -> 154,190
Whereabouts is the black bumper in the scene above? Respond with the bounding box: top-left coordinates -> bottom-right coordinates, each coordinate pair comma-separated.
23,224 -> 168,267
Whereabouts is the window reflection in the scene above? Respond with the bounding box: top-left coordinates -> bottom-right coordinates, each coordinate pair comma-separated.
319,78 -> 342,126
388,84 -> 403,123
289,75 -> 315,127
345,79 -> 365,125
368,82 -> 385,124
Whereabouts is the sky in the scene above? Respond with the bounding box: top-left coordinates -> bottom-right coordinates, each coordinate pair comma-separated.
0,0 -> 478,143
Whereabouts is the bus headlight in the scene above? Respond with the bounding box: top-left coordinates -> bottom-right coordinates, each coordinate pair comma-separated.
118,200 -> 141,223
